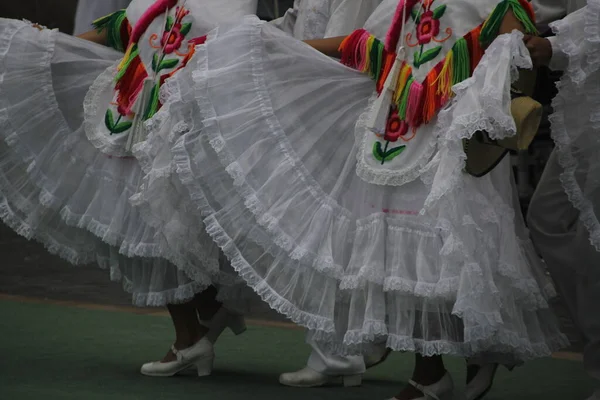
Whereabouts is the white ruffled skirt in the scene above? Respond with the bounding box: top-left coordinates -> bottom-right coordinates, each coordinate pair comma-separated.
549,0 -> 600,252
0,19 -> 247,307
133,16 -> 568,360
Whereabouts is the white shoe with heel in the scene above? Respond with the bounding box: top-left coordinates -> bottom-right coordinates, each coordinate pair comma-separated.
140,308 -> 246,377
140,337 -> 214,377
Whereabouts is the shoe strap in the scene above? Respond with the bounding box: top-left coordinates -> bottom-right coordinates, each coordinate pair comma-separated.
408,379 -> 441,400
171,345 -> 185,362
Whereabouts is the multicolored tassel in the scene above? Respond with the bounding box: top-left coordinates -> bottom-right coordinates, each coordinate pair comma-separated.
480,0 -> 537,46
92,10 -> 130,52
339,0 -> 538,133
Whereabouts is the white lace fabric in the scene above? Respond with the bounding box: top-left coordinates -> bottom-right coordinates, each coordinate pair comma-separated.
0,18 -> 249,307
548,0 -> 600,251
132,15 -> 567,360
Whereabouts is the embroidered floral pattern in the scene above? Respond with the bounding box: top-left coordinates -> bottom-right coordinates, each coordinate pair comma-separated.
103,1 -> 206,136
406,0 -> 452,68
341,0 -> 538,166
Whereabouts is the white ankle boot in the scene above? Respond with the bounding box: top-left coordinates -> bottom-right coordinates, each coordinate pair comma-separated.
140,337 -> 214,377
279,367 -> 362,388
200,307 -> 247,344
389,372 -> 454,400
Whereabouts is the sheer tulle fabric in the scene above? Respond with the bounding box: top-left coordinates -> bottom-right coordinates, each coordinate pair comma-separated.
133,17 -> 567,360
549,0 -> 600,252
0,19 -> 244,306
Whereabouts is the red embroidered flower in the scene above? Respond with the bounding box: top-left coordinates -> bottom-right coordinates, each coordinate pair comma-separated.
161,24 -> 185,54
416,11 -> 440,45
161,7 -> 191,54
384,111 -> 409,142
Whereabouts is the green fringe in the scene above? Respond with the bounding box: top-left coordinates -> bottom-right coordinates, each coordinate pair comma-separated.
375,43 -> 384,83
480,0 -> 538,47
115,44 -> 139,82
451,38 -> 470,85
92,9 -> 128,52
368,38 -> 385,81
397,77 -> 413,120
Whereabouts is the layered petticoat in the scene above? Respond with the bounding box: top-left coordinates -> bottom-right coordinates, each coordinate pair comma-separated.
549,0 -> 600,252
0,19 -> 246,306
133,16 -> 568,360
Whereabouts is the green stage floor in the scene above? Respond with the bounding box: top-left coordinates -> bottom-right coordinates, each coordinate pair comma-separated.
0,299 -> 593,400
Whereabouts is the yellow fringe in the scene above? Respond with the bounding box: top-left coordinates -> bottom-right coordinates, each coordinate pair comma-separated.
393,64 -> 412,104
363,36 -> 376,73
118,43 -> 135,71
435,50 -> 454,98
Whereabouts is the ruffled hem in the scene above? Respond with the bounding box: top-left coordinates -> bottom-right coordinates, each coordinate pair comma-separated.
130,19 -> 566,358
0,19 -> 235,304
549,0 -> 600,251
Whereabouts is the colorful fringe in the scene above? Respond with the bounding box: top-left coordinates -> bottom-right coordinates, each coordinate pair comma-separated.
339,0 -> 538,129
92,10 -> 131,52
111,0 -> 179,119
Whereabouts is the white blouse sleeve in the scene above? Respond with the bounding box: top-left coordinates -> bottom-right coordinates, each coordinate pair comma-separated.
270,0 -> 301,36
532,0 -> 568,32
324,0 -> 382,38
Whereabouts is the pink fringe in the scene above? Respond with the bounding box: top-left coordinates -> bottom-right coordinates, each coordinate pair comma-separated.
405,82 -> 423,125
355,31 -> 371,71
385,0 -> 418,52
130,0 -> 178,44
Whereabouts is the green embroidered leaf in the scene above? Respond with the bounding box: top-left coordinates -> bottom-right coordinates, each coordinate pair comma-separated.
373,141 -> 386,162
414,46 -> 442,68
112,121 -> 133,134
373,142 -> 407,163
180,22 -> 192,36
158,58 -> 179,72
433,5 -> 447,19
166,16 -> 174,31
413,51 -> 421,68
384,145 -> 406,161
152,53 -> 159,72
104,109 -> 115,130
410,8 -> 421,23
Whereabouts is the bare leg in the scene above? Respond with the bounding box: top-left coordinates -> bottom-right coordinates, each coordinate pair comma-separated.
393,355 -> 446,400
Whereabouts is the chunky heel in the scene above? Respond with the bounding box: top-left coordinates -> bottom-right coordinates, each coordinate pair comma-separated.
342,374 -> 362,387
140,338 -> 214,378
195,355 -> 215,377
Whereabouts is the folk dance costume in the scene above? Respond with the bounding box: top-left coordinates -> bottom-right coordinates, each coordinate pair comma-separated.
132,0 -> 568,388
0,0 -> 568,393
270,0 -> 390,388
0,0 -> 258,311
528,1 -> 600,399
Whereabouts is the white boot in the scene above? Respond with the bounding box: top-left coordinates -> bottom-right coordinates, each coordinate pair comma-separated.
279,366 -> 362,388
140,337 -> 214,377
200,307 -> 247,344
